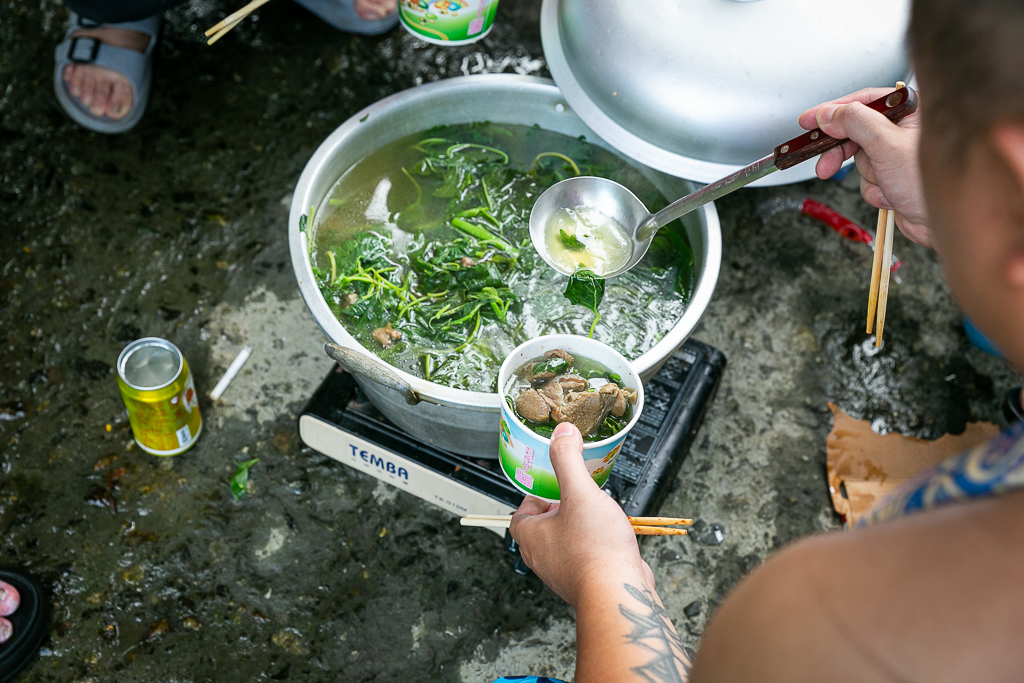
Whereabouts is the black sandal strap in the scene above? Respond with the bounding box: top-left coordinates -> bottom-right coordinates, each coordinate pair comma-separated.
68,35 -> 101,63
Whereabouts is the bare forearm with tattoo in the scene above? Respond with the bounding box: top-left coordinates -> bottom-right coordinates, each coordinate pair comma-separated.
508,425 -> 693,683
573,571 -> 693,683
618,583 -> 693,683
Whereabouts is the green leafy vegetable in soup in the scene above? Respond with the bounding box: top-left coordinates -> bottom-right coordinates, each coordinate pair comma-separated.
544,206 -> 632,276
558,229 -> 586,252
563,268 -> 605,338
310,123 -> 694,392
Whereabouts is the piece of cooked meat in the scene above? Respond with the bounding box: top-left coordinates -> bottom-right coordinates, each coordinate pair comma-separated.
516,388 -> 552,423
552,390 -> 617,437
460,257 -> 476,267
600,383 -> 626,417
601,383 -> 638,417
538,377 -> 565,405
537,374 -> 589,406
544,349 -> 574,366
612,393 -> 628,417
556,375 -> 589,393
372,323 -> 402,348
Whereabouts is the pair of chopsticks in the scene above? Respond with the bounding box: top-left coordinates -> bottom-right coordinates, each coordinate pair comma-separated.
865,80 -> 906,347
205,0 -> 273,45
460,514 -> 692,536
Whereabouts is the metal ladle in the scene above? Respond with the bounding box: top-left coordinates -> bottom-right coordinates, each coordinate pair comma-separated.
530,85 -> 918,278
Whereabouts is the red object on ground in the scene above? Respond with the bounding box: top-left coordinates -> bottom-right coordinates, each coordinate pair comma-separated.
800,199 -> 902,271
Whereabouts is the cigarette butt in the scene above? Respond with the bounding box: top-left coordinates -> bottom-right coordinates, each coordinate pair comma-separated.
210,345 -> 253,400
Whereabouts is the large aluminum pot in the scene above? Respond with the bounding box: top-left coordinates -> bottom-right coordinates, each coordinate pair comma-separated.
289,75 -> 721,458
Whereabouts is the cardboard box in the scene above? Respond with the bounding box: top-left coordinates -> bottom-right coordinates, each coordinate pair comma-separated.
825,403 -> 1000,526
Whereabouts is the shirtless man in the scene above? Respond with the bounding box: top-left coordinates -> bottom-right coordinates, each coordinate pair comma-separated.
511,0 -> 1024,680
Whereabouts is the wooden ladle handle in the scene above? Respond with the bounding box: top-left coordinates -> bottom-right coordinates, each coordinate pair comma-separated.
773,86 -> 919,171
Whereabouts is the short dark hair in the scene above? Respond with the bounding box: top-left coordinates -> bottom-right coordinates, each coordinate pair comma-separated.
910,0 -> 1024,159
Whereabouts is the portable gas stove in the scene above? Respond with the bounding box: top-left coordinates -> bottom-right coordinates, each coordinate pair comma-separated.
298,339 -> 725,571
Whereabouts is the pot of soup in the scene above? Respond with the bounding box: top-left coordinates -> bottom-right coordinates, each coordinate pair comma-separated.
289,75 -> 721,458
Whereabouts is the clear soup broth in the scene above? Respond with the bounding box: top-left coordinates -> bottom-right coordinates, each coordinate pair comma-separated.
543,206 -> 633,276
310,123 -> 694,393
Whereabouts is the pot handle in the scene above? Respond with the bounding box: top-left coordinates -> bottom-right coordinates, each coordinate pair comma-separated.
324,343 -> 421,406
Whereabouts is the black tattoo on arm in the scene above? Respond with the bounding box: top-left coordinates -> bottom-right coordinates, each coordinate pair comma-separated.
618,583 -> 693,683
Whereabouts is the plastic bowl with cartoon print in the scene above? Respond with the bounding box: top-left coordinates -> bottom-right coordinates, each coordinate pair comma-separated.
399,0 -> 500,46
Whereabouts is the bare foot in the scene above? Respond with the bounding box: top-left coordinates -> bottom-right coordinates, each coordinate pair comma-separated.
354,0 -> 397,20
0,580 -> 19,644
62,26 -> 150,120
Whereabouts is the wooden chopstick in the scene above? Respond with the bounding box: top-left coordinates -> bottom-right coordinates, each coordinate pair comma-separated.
865,80 -> 906,345
205,0 -> 271,34
632,527 -> 687,536
866,208 -> 888,333
207,18 -> 243,45
462,514 -> 692,526
627,516 -> 693,526
205,0 -> 273,45
460,514 -> 692,535
874,209 -> 897,346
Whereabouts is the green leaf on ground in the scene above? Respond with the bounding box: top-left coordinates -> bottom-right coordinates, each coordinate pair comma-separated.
230,458 -> 260,501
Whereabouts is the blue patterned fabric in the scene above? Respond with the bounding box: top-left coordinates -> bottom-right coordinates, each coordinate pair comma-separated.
860,420 -> 1024,526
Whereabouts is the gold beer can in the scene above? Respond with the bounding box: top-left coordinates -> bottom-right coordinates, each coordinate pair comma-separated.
116,338 -> 202,456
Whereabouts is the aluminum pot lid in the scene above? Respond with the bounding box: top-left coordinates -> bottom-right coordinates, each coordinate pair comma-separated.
541,0 -> 912,186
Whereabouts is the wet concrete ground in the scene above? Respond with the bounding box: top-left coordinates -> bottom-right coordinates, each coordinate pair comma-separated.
1,2 -> 1019,681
